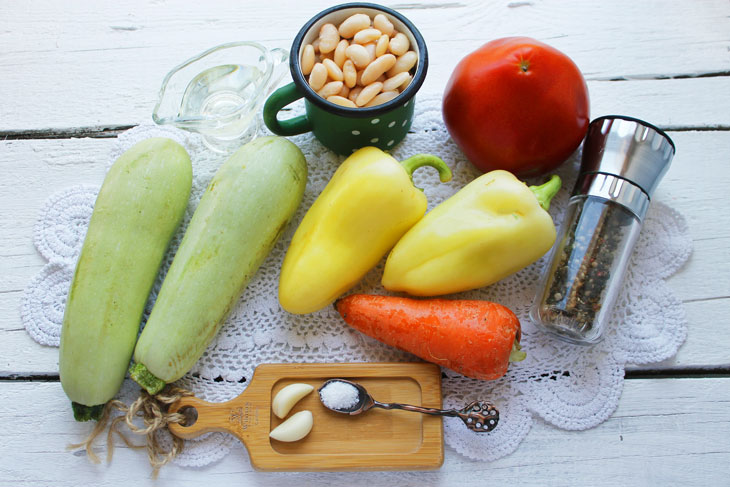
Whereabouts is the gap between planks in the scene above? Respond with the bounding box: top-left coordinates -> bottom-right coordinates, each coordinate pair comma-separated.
2,368 -> 730,383
3,124 -> 730,141
594,70 -> 730,81
0,125 -> 136,140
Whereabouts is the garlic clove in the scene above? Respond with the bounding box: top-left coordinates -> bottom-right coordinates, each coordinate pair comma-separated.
271,383 -> 314,419
269,410 -> 314,442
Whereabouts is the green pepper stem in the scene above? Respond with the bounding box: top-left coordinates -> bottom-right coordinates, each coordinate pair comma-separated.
529,175 -> 562,211
509,338 -> 527,363
129,362 -> 167,395
399,154 -> 453,190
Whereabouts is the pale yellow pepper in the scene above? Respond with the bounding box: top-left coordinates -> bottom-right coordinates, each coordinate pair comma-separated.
279,147 -> 452,314
382,170 -> 561,296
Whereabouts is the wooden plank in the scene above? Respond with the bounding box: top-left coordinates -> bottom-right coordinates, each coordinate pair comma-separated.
1,0 -> 729,131
1,130 -> 729,373
654,131 -> 730,305
588,78 -> 730,130
1,378 -> 728,485
0,138 -> 111,374
0,138 -> 111,256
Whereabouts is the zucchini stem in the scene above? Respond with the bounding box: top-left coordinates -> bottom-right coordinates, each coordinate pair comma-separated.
71,402 -> 105,422
129,362 -> 166,395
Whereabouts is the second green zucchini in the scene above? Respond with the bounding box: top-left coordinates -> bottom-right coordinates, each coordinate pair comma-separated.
130,136 -> 307,394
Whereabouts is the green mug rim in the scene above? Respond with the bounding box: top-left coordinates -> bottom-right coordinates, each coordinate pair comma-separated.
290,2 -> 428,119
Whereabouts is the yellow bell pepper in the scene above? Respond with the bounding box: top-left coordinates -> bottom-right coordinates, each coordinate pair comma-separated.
382,170 -> 561,296
279,146 -> 452,314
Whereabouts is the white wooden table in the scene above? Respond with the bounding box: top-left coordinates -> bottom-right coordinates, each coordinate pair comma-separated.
2,1 -> 729,485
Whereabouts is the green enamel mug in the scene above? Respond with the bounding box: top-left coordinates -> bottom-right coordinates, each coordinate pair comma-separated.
263,3 -> 428,155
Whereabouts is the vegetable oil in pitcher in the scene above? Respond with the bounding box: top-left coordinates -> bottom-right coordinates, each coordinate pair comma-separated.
179,64 -> 264,141
153,41 -> 289,153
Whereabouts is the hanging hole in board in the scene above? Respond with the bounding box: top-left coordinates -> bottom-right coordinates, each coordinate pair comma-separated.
178,406 -> 198,427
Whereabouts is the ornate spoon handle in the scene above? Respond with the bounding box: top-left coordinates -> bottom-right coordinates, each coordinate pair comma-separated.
372,400 -> 499,432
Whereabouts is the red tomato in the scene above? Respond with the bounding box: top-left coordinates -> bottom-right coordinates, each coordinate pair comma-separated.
442,37 -> 590,177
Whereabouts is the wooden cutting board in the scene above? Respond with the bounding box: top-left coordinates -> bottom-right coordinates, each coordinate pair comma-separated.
168,362 -> 443,471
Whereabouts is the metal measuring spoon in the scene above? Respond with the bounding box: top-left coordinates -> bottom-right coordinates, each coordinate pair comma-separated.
318,379 -> 499,433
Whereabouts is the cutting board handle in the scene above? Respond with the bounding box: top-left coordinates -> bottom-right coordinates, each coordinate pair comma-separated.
168,395 -> 239,440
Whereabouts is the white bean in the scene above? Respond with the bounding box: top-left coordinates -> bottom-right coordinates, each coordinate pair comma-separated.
348,86 -> 363,102
364,90 -> 400,107
312,38 -> 320,53
389,32 -> 410,56
387,50 -> 417,77
399,73 -> 413,90
318,81 -> 344,99
308,63 -> 327,91
338,84 -> 350,98
327,95 -> 357,108
373,14 -> 395,37
319,23 -> 340,53
353,28 -> 382,45
343,60 -> 357,88
375,34 -> 389,57
334,39 -> 349,67
301,44 -> 315,76
360,54 -> 396,86
383,71 -> 411,92
345,44 -> 371,69
322,58 -> 344,82
363,42 -> 376,62
338,13 -> 371,38
355,81 -> 383,106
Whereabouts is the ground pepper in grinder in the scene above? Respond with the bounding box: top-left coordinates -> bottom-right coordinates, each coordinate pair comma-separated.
531,116 -> 675,344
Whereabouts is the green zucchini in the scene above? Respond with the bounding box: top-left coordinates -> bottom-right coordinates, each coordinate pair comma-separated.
130,136 -> 307,394
59,138 -> 192,421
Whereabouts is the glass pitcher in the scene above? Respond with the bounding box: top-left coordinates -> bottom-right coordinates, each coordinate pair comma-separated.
153,41 -> 289,153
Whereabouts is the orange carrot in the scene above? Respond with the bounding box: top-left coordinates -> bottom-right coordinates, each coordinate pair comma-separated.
335,294 -> 525,380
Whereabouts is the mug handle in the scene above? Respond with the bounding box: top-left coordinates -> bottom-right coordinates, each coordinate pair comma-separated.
263,82 -> 313,136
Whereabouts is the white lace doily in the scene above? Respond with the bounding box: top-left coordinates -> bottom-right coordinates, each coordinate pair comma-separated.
22,93 -> 691,467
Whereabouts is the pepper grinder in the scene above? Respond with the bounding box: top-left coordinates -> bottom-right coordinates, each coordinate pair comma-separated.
531,115 -> 675,345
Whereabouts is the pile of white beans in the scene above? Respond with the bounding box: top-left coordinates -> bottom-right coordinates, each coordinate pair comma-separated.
301,12 -> 418,108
